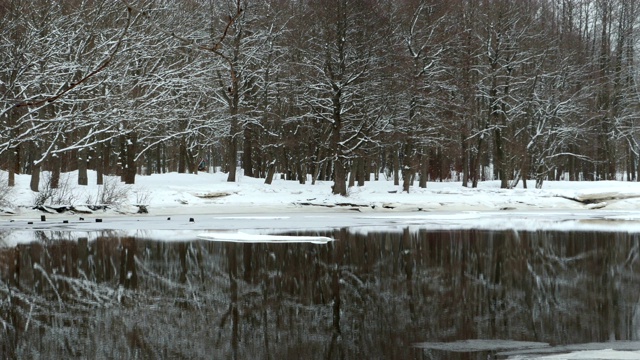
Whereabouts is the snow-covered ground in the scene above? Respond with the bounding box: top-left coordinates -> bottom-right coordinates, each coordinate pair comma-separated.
2,170 -> 640,249
2,170 -> 640,234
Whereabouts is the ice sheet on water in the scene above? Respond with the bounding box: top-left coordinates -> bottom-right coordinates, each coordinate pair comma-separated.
515,350 -> 640,359
499,341 -> 640,359
197,231 -> 333,244
415,340 -> 640,359
414,339 -> 550,352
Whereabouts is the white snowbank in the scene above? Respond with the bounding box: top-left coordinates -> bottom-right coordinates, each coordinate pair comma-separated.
1,170 -> 640,237
3,170 -> 640,213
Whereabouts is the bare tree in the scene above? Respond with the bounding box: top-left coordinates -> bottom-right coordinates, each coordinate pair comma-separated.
296,0 -> 389,195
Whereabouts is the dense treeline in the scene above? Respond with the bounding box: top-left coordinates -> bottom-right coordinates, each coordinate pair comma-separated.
1,0 -> 639,194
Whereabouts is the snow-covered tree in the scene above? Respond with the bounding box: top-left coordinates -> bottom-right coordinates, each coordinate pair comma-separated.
295,0 -> 390,195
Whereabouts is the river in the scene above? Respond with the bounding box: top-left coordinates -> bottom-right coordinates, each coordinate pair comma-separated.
0,228 -> 639,359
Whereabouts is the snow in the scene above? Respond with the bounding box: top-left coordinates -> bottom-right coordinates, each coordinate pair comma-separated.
2,171 -> 640,238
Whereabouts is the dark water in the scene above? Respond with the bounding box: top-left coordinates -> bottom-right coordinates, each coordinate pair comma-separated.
1,229 -> 639,359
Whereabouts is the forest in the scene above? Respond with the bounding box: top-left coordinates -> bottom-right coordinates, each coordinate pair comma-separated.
1,0 -> 639,195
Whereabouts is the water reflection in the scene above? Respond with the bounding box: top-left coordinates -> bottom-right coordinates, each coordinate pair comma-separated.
0,229 -> 639,359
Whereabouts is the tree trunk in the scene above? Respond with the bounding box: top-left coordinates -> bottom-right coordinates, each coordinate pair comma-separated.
6,108 -> 17,187
333,158 -> 347,196
227,119 -> 238,182
357,157 -> 366,186
96,141 -> 104,185
419,150 -> 428,188
348,160 -> 356,188
121,133 -> 137,185
255,149 -> 262,177
243,125 -> 253,177
178,141 -> 187,173
470,139 -> 481,188
187,147 -> 198,174
330,88 -> 347,195
50,154 -> 61,189
535,163 -> 545,189
78,147 -> 88,185
629,145 -> 637,181
521,155 -> 528,189
393,147 -> 400,186
7,146 -> 20,187
226,58 -> 240,182
155,145 -> 162,174
297,160 -> 306,184
332,118 -> 348,196
402,143 -> 414,193
264,160 -> 276,185
7,159 -> 15,187
312,148 -> 323,185
402,167 -> 412,193
126,133 -> 137,184
143,148 -> 151,175
30,164 -> 40,192
494,127 -> 508,188
105,139 -> 115,177
461,132 -> 469,187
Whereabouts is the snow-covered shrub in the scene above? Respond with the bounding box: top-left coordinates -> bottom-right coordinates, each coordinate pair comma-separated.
33,172 -> 77,206
133,187 -> 151,205
86,176 -> 131,206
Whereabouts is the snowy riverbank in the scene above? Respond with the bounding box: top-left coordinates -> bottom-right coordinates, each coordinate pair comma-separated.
3,171 -> 640,216
1,170 -> 640,235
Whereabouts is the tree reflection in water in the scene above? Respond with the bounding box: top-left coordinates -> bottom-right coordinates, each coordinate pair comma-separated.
0,229 -> 638,359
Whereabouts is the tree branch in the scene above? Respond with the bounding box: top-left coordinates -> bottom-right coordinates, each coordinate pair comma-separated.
121,0 -> 243,92
12,7 -> 133,109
